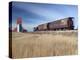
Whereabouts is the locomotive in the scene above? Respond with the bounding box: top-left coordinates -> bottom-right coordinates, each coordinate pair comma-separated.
34,17 -> 74,31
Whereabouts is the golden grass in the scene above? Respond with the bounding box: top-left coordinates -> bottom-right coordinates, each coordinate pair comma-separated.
11,30 -> 78,58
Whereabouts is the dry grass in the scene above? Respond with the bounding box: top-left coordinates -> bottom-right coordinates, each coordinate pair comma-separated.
11,30 -> 78,58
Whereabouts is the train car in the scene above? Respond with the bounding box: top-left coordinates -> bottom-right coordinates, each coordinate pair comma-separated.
34,23 -> 48,31
37,23 -> 48,31
34,17 -> 74,31
67,17 -> 74,29
47,20 -> 62,30
48,17 -> 74,30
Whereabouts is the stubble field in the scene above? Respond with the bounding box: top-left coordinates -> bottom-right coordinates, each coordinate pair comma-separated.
10,30 -> 78,58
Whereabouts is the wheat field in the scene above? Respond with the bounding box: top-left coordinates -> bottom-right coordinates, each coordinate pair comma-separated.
10,30 -> 78,58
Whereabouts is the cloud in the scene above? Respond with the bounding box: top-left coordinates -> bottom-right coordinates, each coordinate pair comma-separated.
11,2 -> 78,31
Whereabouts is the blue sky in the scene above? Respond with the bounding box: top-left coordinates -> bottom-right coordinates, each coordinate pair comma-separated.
11,2 -> 78,32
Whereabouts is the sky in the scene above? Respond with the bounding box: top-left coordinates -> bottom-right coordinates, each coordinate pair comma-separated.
10,1 -> 78,32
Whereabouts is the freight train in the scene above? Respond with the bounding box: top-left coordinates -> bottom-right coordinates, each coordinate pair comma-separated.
34,17 -> 74,31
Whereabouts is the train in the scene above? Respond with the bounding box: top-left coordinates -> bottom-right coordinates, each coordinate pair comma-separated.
34,17 -> 74,31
